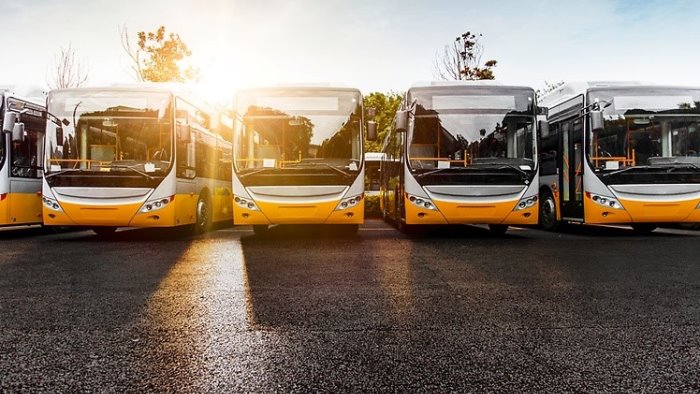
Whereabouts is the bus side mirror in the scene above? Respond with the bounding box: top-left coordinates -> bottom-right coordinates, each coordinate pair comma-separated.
55,127 -> 64,143
538,120 -> 550,139
367,121 -> 377,141
590,110 -> 605,132
537,106 -> 548,116
395,110 -> 408,133
3,112 -> 17,133
12,123 -> 26,142
178,123 -> 192,143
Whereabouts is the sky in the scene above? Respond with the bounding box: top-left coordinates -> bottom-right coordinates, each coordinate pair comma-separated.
2,0 -> 699,103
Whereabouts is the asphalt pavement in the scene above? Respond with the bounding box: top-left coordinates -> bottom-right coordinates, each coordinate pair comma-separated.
1,220 -> 699,392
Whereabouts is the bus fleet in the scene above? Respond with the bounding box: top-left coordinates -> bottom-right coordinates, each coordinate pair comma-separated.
0,80 -> 696,235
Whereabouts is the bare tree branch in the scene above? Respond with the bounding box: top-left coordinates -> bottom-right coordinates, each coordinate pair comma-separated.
47,42 -> 89,89
119,24 -> 144,82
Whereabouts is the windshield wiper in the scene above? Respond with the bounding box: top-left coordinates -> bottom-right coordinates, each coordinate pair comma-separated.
104,164 -> 154,180
285,163 -> 352,177
603,166 -> 647,177
45,168 -> 88,178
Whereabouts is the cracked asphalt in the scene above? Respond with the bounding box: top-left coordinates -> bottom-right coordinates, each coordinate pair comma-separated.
1,220 -> 699,392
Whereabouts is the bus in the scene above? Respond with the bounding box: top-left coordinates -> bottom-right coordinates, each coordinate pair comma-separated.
380,81 -> 542,234
231,86 -> 375,235
538,82 -> 700,233
0,87 -> 46,227
41,84 -> 233,235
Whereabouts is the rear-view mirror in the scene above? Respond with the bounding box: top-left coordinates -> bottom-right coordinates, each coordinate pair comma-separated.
3,112 -> 17,133
12,123 -> 26,142
178,123 -> 192,143
590,110 -> 605,132
537,106 -> 549,116
367,121 -> 377,141
538,120 -> 550,139
395,110 -> 408,133
55,127 -> 64,143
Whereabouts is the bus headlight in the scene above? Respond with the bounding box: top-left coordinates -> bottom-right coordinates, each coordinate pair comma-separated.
514,195 -> 538,211
140,196 -> 174,213
588,192 -> 624,210
234,195 -> 258,211
42,196 -> 63,212
336,194 -> 362,211
406,193 -> 437,211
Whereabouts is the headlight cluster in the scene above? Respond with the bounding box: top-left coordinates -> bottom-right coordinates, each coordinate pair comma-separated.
42,196 -> 63,212
140,196 -> 174,213
407,193 -> 437,210
234,196 -> 258,211
336,195 -> 362,211
589,193 -> 624,210
514,195 -> 538,211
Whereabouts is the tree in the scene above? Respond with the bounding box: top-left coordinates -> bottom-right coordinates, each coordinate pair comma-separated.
536,80 -> 565,99
120,25 -> 198,82
47,42 -> 89,89
363,92 -> 403,152
434,31 -> 497,81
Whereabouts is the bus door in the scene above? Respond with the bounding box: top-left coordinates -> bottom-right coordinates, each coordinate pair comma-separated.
559,117 -> 584,220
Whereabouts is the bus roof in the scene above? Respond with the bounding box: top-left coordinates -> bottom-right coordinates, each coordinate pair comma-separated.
408,81 -> 533,93
537,81 -> 650,108
0,85 -> 46,105
236,85 -> 362,95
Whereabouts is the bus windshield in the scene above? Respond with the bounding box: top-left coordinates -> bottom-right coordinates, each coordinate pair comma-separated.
233,89 -> 362,174
589,88 -> 700,172
407,88 -> 536,174
45,90 -> 173,175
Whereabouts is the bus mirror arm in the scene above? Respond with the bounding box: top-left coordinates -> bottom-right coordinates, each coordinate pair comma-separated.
367,121 -> 377,141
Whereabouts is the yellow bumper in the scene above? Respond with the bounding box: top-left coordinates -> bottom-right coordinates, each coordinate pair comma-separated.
233,196 -> 363,225
407,197 -> 537,225
585,195 -> 700,224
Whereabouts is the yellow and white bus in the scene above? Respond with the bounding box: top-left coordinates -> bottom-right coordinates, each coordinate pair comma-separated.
538,82 -> 700,233
380,81 -> 542,234
41,84 -> 233,235
1,87 -> 46,227
232,86 -> 374,234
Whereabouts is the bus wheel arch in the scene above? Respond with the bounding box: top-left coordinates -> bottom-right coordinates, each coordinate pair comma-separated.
539,188 -> 559,231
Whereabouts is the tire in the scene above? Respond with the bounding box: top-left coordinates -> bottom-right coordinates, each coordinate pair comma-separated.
252,225 -> 269,236
194,195 -> 211,234
539,192 -> 559,231
93,226 -> 117,236
631,223 -> 657,234
488,224 -> 509,235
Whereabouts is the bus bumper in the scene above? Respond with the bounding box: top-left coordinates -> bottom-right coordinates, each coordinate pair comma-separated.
234,198 -> 363,225
44,200 -> 179,227
408,197 -> 537,225
584,196 -> 700,224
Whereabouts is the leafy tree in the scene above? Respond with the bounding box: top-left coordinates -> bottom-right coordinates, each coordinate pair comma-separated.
120,25 -> 198,82
363,91 -> 403,152
434,31 -> 497,80
47,42 -> 89,89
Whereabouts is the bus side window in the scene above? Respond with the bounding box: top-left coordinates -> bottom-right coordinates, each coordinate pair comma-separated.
175,98 -> 196,179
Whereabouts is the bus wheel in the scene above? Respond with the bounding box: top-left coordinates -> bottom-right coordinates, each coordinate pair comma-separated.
488,224 -> 509,235
539,193 -> 559,231
194,195 -> 211,234
252,225 -> 269,236
93,227 -> 117,236
631,224 -> 657,234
